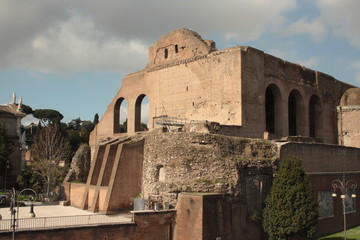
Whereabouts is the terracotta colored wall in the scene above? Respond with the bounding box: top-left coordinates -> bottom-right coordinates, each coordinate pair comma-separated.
107,140 -> 144,212
338,106 -> 360,148
174,193 -> 232,240
280,142 -> 360,237
310,173 -> 360,237
280,142 -> 360,173
68,183 -> 87,208
98,187 -> 109,212
174,194 -> 203,240
90,29 -> 353,147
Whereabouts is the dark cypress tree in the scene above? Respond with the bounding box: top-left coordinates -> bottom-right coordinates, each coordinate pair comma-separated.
263,157 -> 318,240
93,113 -> 99,125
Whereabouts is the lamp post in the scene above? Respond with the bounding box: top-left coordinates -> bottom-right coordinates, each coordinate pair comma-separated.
332,174 -> 357,240
9,188 -> 37,240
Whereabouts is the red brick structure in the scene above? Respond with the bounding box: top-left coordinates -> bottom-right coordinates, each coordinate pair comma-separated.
0,210 -> 176,240
63,28 -> 360,239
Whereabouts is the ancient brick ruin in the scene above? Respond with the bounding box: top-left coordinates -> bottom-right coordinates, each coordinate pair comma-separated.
64,28 -> 360,239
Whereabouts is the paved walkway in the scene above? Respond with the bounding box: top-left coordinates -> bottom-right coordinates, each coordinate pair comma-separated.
0,204 -> 133,231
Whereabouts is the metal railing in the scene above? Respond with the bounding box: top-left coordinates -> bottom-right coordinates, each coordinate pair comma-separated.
0,214 -> 132,231
153,115 -> 203,127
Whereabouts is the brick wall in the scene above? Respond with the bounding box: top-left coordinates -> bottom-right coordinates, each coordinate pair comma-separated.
0,210 -> 176,240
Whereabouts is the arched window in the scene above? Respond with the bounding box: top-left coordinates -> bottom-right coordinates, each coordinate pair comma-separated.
135,94 -> 149,132
309,95 -> 321,138
288,90 -> 304,136
156,165 -> 165,182
114,97 -> 128,133
265,84 -> 282,135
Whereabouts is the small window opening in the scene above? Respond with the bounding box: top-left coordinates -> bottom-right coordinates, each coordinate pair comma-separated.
175,44 -> 178,53
164,49 -> 168,59
156,165 -> 165,182
186,86 -> 188,91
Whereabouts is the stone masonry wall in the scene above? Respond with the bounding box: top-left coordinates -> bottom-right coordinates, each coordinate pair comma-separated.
142,132 -> 279,207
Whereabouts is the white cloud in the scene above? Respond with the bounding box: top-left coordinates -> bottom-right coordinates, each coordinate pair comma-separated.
316,0 -> 360,48
7,15 -> 148,73
118,101 -> 148,125
268,49 -> 320,69
283,18 -> 327,42
297,57 -> 320,69
351,61 -> 360,83
21,115 -> 39,126
0,0 -> 297,73
141,103 -> 149,125
119,101 -> 128,124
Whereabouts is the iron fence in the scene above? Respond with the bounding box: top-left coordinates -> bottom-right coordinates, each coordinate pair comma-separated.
0,214 -> 132,231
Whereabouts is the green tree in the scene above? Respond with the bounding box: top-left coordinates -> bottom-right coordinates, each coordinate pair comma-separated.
262,157 -> 317,240
0,124 -> 12,182
31,124 -> 70,197
17,164 -> 44,193
67,130 -> 82,152
119,119 -> 127,133
66,118 -> 95,152
33,109 -> 64,126
20,104 -> 34,114
68,117 -> 82,131
93,113 -> 99,125
80,120 -> 94,143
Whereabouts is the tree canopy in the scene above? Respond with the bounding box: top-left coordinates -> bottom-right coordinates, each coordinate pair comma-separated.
262,157 -> 318,240
33,109 -> 64,126
93,113 -> 99,125
20,104 -> 34,115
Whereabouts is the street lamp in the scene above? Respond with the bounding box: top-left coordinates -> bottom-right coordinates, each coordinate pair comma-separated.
332,174 -> 357,240
9,188 -> 37,240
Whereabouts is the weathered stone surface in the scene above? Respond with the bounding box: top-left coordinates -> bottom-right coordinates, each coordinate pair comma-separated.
338,88 -> 360,148
90,28 -> 355,148
64,144 -> 91,183
142,132 -> 279,207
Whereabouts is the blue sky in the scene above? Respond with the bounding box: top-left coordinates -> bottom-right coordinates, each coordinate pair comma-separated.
1,0 -> 360,125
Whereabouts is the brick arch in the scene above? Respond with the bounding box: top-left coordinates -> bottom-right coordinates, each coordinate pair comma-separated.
265,84 -> 283,135
135,94 -> 149,132
288,89 -> 305,136
114,97 -> 128,133
309,94 -> 322,139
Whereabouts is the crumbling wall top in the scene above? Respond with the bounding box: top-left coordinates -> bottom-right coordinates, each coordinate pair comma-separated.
147,28 -> 216,67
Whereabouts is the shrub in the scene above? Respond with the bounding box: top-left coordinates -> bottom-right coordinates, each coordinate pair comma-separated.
262,157 -> 318,240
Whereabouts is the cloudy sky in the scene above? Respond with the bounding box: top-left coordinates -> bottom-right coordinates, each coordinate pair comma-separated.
1,0 -> 360,125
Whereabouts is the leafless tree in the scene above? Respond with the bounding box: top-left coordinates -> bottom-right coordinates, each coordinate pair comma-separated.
31,124 -> 70,198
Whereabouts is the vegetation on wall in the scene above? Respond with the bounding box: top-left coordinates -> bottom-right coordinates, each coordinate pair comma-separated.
262,156 -> 317,240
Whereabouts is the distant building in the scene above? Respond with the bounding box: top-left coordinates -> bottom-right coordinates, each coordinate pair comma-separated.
0,94 -> 26,188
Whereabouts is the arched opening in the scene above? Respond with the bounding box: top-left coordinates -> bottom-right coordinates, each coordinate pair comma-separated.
309,95 -> 321,138
135,94 -> 149,132
265,84 -> 282,135
156,165 -> 165,182
114,97 -> 128,133
288,90 -> 304,136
